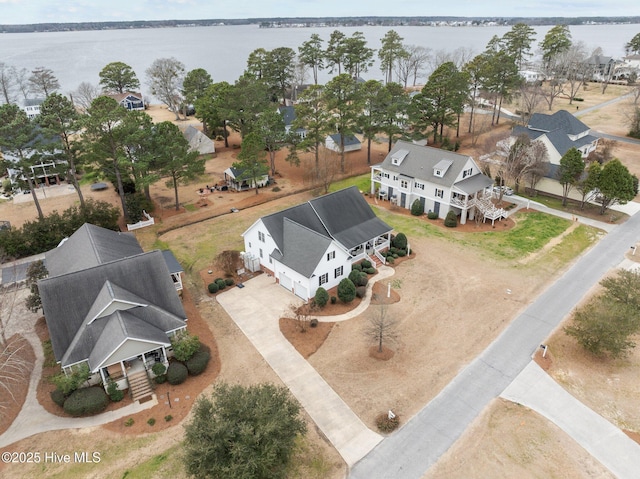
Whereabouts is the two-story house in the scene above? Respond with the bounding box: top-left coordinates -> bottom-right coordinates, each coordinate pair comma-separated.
242,186 -> 392,300
371,140 -> 493,225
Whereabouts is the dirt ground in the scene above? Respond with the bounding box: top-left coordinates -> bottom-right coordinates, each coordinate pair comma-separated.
2,84 -> 640,478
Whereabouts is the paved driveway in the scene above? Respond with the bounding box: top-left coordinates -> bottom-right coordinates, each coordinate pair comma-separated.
217,274 -> 382,467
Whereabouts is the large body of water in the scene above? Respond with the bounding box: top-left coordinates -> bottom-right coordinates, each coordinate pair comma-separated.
1,23 -> 639,98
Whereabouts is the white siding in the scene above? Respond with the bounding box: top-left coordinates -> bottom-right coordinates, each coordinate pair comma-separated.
243,219 -> 278,272
95,339 -> 168,372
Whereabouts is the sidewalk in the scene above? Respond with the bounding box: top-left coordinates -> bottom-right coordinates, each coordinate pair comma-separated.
217,273 -> 383,467
501,361 -> 640,479
0,330 -> 157,449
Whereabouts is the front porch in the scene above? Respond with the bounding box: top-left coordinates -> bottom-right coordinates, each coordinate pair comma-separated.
349,233 -> 391,266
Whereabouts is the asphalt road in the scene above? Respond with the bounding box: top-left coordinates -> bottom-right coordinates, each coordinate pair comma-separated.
350,208 -> 640,478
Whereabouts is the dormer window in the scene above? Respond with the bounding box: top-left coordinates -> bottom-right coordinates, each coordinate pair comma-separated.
391,149 -> 409,166
433,159 -> 452,178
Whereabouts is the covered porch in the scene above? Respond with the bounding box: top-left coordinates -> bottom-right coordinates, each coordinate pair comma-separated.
450,174 -> 494,224
348,232 -> 391,265
97,344 -> 170,394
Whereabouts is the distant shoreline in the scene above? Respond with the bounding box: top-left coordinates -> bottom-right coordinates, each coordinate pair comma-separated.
2,16 -> 640,34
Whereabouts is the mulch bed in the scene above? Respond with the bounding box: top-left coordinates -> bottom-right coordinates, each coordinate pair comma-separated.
279,318 -> 335,359
0,335 -> 34,435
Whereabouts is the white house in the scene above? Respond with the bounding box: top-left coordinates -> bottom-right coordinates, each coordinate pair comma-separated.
371,140 -> 494,225
278,105 -> 306,138
242,186 -> 392,300
223,166 -> 269,191
325,133 -> 362,153
19,98 -> 44,119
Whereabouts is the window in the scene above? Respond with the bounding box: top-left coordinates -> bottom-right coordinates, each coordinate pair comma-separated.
400,180 -> 408,189
416,182 -> 424,190
319,273 -> 328,286
462,167 -> 473,178
334,266 -> 343,278
259,248 -> 263,259
393,175 -> 398,181
434,169 -> 442,177
327,251 -> 335,261
435,188 -> 444,198
258,231 -> 265,242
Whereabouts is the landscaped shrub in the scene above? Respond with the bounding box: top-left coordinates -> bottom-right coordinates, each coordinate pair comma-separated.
51,388 -> 66,408
310,318 -> 318,328
444,210 -> 458,228
376,413 -> 400,433
147,418 -> 156,426
331,296 -> 337,304
411,199 -> 424,216
365,267 -> 377,275
208,282 -> 219,294
392,233 -> 407,250
387,256 -> 395,264
349,269 -> 362,285
215,278 -> 226,290
355,286 -> 367,298
360,259 -> 372,269
124,418 -> 134,427
152,362 -> 167,384
63,387 -> 109,417
107,380 -> 124,402
165,415 -> 173,422
397,250 -> 406,257
314,287 -> 329,307
351,263 -> 362,272
224,278 -> 234,286
337,278 -> 356,303
171,331 -> 201,362
427,211 -> 439,220
214,277 -> 223,283
167,362 -> 188,385
186,349 -> 211,376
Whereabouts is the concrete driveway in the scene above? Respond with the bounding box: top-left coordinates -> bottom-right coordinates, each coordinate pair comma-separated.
217,274 -> 382,468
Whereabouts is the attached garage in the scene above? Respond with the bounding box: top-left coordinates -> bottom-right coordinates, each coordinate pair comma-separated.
279,272 -> 292,291
294,284 -> 308,300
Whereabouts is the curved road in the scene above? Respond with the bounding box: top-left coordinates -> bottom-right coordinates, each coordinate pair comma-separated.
351,200 -> 640,474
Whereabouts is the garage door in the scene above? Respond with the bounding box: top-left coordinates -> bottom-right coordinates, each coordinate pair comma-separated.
294,284 -> 308,300
279,273 -> 292,291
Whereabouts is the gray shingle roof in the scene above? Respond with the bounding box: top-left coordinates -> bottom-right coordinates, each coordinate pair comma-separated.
39,250 -> 186,367
275,218 -> 332,278
329,133 -> 361,146
181,125 -> 215,155
46,224 -> 143,277
528,110 -> 590,136
161,250 -> 184,274
309,186 -> 392,250
261,203 -> 330,253
376,140 -> 470,188
278,105 -> 296,126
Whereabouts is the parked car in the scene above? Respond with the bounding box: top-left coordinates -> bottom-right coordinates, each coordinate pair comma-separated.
492,185 -> 514,196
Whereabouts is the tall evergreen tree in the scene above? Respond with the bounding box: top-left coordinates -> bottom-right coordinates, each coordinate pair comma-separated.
98,62 -> 140,93
298,33 -> 325,85
379,30 -> 407,84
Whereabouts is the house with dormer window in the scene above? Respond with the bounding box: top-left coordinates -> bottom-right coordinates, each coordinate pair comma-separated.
38,224 -> 187,402
371,140 -> 494,224
242,187 -> 392,300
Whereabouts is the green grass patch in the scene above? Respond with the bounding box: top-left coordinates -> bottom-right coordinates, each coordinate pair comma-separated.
473,212 -> 570,260
183,203 -> 198,212
542,224 -> 601,265
329,174 -> 371,193
119,446 -> 183,478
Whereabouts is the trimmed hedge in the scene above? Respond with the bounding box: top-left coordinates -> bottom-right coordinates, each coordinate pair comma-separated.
427,211 -> 438,220
63,387 -> 109,417
208,282 -> 219,294
355,286 -> 367,298
314,287 -> 329,307
186,349 -> 211,376
444,210 -> 458,228
215,279 -> 226,290
152,362 -> 167,383
338,278 -> 356,303
411,199 -> 424,216
51,388 -> 66,408
224,278 -> 234,286
364,267 -> 377,275
107,380 -> 124,402
330,296 -> 337,304
167,361 -> 188,385
360,259 -> 372,269
392,233 -> 408,250
351,263 -> 362,272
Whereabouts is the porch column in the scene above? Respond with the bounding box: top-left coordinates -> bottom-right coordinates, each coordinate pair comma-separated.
460,207 -> 468,225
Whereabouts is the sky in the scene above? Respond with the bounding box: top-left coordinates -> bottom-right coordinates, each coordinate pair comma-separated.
1,0 -> 640,25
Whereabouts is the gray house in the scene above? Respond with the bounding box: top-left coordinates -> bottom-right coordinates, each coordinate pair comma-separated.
39,224 -> 187,401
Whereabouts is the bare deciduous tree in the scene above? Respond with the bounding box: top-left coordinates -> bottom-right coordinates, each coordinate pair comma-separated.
365,301 -> 398,353
395,45 -> 431,87
73,81 -> 101,111
146,57 -> 185,120
287,302 -> 314,333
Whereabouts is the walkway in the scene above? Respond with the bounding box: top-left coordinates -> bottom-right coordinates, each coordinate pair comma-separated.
350,201 -> 640,478
0,329 -> 157,449
217,272 -> 387,467
501,362 -> 640,479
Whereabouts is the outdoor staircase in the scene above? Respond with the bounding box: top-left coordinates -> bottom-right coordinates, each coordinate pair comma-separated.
128,370 -> 153,402
471,195 -> 508,225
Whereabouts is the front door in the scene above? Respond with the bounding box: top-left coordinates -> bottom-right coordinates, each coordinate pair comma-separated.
434,201 -> 440,216
400,192 -> 406,208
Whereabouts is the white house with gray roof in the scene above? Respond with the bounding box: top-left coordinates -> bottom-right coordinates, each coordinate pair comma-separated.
242,186 -> 392,300
371,140 -> 493,224
39,224 -> 187,400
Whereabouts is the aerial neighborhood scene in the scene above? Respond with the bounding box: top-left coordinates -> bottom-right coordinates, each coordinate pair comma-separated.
3,0 -> 640,477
